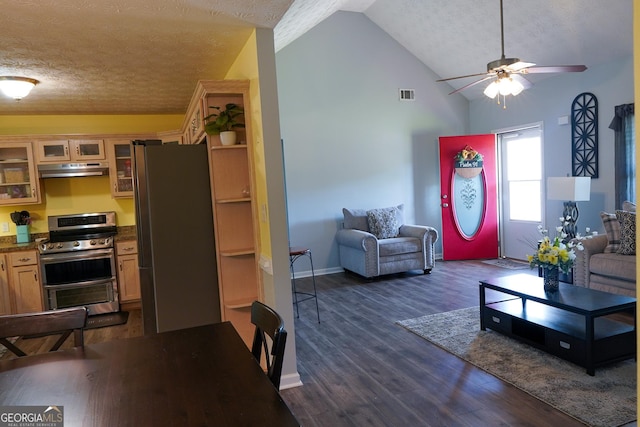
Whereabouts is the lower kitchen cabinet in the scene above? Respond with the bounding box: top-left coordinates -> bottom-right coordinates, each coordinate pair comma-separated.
9,250 -> 43,314
116,241 -> 140,302
0,254 -> 10,315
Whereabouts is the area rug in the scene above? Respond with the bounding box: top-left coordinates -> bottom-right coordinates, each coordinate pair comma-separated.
481,258 -> 530,270
86,311 -> 129,330
397,307 -> 636,427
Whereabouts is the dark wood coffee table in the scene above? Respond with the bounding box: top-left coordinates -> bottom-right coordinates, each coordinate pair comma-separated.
479,273 -> 636,375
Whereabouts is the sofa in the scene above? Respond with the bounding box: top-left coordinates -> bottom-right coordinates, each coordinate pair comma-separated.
335,205 -> 438,278
573,209 -> 636,297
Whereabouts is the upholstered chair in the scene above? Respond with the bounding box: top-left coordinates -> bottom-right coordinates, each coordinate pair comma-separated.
336,205 -> 438,278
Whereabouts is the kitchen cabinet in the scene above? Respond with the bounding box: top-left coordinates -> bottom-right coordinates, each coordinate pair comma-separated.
8,250 -> 42,314
0,142 -> 41,205
185,98 -> 205,145
106,139 -> 134,198
116,240 -> 140,302
188,80 -> 261,346
35,139 -> 105,163
0,254 -> 10,315
157,131 -> 183,145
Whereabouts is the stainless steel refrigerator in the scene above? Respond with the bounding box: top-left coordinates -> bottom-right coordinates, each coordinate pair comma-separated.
132,140 -> 220,334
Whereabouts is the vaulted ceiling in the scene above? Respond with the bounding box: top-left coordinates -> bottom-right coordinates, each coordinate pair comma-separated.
0,0 -> 632,115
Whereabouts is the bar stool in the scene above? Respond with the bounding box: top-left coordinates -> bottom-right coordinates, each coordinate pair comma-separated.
289,246 -> 320,323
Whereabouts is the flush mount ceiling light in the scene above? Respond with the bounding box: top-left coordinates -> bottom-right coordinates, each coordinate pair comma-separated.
0,76 -> 39,100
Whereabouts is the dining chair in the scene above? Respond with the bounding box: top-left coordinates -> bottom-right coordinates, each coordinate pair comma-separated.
250,300 -> 287,389
0,307 -> 88,357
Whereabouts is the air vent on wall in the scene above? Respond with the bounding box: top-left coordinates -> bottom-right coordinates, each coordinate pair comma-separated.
399,89 -> 415,101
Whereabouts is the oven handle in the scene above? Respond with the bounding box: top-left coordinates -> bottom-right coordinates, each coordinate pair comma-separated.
44,277 -> 117,291
40,248 -> 115,263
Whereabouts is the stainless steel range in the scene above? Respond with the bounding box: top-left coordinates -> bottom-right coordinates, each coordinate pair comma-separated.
39,212 -> 119,315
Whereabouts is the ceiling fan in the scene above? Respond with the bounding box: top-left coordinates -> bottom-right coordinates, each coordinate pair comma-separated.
437,0 -> 587,99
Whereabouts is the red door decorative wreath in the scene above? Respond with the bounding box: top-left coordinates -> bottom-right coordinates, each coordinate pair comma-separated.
454,145 -> 483,179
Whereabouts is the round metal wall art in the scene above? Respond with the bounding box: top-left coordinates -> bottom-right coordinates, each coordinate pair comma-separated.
571,92 -> 598,178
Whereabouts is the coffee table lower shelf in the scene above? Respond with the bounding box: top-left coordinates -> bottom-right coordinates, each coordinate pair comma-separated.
482,299 -> 635,375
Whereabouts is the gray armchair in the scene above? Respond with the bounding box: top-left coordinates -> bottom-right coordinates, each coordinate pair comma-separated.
336,205 -> 438,278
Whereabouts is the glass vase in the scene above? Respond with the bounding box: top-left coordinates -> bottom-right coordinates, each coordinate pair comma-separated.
543,267 -> 560,292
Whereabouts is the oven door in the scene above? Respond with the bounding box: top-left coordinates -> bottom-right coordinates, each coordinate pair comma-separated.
40,248 -> 116,287
40,248 -> 119,314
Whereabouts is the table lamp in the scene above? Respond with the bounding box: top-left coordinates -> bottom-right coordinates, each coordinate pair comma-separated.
547,177 -> 591,239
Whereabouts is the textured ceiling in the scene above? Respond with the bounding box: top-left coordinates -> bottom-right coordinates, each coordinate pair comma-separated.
0,0 -> 633,116
0,0 -> 293,115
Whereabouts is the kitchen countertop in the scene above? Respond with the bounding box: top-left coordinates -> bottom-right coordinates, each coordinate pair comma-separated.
0,225 -> 137,253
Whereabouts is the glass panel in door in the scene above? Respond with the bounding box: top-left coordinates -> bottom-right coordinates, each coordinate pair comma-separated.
499,126 -> 543,260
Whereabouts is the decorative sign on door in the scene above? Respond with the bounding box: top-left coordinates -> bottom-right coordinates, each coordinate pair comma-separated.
454,145 -> 484,178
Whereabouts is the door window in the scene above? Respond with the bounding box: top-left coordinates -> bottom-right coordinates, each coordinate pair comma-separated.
499,125 -> 543,259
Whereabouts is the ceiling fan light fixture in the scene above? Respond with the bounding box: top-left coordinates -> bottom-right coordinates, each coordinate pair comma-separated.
0,77 -> 39,100
484,76 -> 523,99
498,77 -> 523,96
483,81 -> 499,98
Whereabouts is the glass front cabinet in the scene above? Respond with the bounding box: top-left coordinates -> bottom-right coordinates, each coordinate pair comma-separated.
0,143 -> 41,205
106,139 -> 133,198
35,139 -> 105,163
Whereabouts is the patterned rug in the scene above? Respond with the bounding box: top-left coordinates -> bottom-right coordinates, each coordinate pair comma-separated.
481,258 -> 530,270
397,307 -> 636,427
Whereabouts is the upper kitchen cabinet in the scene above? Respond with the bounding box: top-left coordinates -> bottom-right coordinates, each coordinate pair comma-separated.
105,139 -> 133,198
157,131 -> 183,145
184,99 -> 205,145
35,139 -> 105,163
0,142 -> 41,205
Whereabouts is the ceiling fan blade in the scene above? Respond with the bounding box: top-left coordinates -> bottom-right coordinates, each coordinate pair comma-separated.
448,75 -> 495,95
436,72 -> 490,82
511,74 -> 532,89
523,65 -> 587,74
508,61 -> 535,71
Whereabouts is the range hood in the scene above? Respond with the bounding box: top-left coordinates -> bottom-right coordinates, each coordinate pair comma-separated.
38,162 -> 110,178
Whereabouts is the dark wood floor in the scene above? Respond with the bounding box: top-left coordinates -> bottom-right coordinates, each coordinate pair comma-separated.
1,260 -> 635,426
280,260 -> 637,427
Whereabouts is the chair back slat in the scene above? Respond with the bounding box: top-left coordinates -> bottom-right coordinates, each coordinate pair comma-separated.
250,301 -> 287,389
0,307 -> 88,357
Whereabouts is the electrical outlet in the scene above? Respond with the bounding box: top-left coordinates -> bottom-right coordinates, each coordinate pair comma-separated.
1,222 -> 9,232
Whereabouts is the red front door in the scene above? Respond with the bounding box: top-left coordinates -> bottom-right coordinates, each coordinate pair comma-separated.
439,134 -> 498,260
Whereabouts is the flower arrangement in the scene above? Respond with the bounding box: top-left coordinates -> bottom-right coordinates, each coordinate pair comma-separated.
527,217 -> 584,274
454,145 -> 483,164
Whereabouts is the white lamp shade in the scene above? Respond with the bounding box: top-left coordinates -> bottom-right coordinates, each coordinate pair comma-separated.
484,77 -> 524,98
483,81 -> 499,98
547,177 -> 591,201
0,77 -> 38,100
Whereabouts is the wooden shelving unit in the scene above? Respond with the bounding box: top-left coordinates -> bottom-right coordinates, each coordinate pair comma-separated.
183,80 -> 261,347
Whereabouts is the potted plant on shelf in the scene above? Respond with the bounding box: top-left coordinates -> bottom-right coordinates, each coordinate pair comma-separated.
204,103 -> 245,146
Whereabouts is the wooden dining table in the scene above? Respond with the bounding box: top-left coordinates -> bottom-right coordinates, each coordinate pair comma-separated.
0,321 -> 300,426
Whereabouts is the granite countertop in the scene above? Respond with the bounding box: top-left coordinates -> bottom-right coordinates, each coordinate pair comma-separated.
0,225 -> 137,253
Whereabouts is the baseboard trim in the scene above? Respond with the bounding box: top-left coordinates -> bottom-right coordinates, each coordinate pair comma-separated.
279,372 -> 303,390
290,266 -> 343,279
